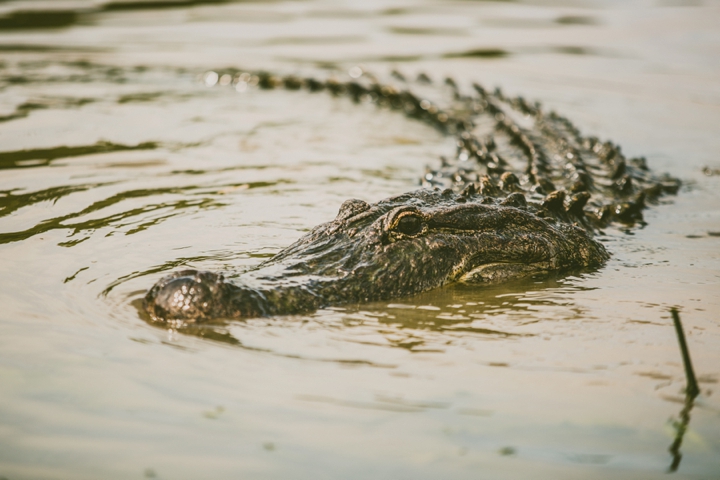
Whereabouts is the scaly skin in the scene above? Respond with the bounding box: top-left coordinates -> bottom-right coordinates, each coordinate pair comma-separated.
144,70 -> 679,323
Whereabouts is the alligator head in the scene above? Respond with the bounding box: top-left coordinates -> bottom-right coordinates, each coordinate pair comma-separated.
144,189 -> 608,323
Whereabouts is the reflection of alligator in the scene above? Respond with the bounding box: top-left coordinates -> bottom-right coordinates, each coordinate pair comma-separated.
145,70 -> 679,322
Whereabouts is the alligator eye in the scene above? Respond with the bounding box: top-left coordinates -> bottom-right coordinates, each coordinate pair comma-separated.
395,214 -> 423,236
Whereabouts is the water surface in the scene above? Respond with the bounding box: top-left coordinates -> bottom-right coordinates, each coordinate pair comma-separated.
0,0 -> 719,478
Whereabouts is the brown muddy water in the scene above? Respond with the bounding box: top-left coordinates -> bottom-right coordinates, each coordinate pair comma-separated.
0,0 -> 719,478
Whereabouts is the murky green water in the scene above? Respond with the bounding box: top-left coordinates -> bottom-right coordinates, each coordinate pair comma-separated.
0,0 -> 719,478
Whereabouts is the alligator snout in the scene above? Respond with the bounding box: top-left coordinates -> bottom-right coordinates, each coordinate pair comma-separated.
145,270 -> 227,322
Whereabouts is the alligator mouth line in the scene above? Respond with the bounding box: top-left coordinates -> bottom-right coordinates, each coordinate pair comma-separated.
457,261 -> 554,284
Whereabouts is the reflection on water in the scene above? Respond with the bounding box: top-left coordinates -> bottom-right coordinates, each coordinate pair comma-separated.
0,10 -> 80,30
0,0 -> 719,478
0,0 -> 243,32
0,180 -> 227,244
0,141 -> 159,169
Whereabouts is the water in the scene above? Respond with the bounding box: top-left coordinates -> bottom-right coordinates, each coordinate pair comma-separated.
0,0 -> 719,478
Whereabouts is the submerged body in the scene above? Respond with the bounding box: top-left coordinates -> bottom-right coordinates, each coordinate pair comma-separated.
145,71 -> 679,323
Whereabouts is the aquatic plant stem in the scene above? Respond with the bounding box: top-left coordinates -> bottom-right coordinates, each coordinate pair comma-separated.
667,307 -> 700,473
671,308 -> 700,398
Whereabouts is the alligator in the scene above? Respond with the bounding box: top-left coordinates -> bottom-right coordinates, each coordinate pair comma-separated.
144,69 -> 679,323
